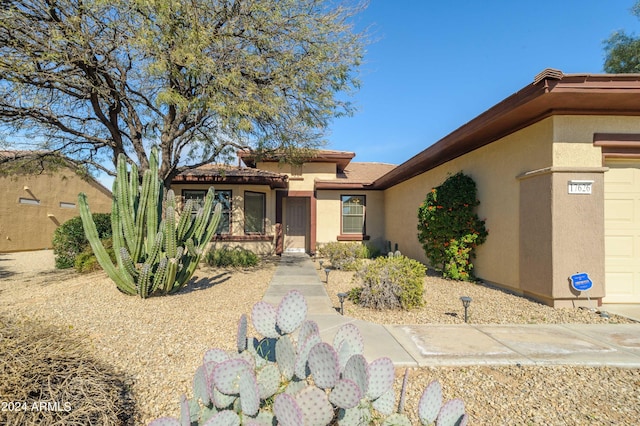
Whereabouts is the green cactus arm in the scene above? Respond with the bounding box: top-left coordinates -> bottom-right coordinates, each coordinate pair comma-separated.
150,256 -> 168,294
134,169 -> 154,260
116,155 -> 138,261
164,204 -> 177,259
119,247 -> 139,279
193,187 -> 216,241
176,199 -> 194,241
164,258 -> 179,293
199,202 -> 223,252
138,263 -> 151,298
78,192 -> 137,295
146,148 -> 161,254
128,160 -> 138,215
146,231 -> 164,267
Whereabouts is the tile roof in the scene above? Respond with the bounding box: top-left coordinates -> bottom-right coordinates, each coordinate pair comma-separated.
173,164 -> 288,188
315,162 -> 396,189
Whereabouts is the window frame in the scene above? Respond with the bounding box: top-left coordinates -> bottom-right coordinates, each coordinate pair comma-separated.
244,191 -> 266,235
340,194 -> 366,235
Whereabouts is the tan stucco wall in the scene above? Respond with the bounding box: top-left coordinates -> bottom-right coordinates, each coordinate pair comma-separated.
553,116 -> 640,167
171,183 -> 276,237
384,115 -> 640,305
316,190 -> 386,251
257,161 -> 336,191
384,119 -> 554,289
0,169 -> 112,252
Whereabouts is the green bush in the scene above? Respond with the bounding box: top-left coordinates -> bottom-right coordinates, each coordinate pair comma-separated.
52,213 -> 111,269
205,247 -> 260,268
351,255 -> 426,310
416,172 -> 488,281
74,238 -> 116,273
317,241 -> 372,270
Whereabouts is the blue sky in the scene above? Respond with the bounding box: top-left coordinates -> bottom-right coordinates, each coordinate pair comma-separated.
326,0 -> 640,165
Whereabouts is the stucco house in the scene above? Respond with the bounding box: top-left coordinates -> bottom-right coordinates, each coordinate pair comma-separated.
0,151 -> 112,252
173,69 -> 640,308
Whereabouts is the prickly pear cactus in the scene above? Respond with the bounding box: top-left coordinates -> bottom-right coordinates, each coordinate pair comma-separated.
78,146 -> 222,297
150,289 -> 467,425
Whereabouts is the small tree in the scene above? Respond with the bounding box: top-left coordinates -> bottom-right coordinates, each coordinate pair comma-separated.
417,172 -> 487,280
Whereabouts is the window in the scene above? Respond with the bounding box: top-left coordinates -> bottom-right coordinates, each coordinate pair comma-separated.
19,197 -> 40,205
59,202 -> 76,209
182,189 -> 231,234
244,191 -> 266,234
341,195 -> 365,234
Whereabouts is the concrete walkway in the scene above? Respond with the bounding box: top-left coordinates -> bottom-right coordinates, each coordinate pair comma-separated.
264,253 -> 640,368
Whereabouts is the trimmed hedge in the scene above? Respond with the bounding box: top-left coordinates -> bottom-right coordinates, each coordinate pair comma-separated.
350,255 -> 426,310
205,247 -> 260,268
52,214 -> 111,269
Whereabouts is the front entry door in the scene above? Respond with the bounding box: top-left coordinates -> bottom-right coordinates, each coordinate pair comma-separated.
285,197 -> 308,252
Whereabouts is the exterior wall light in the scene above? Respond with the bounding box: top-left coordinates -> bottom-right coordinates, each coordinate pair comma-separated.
337,292 -> 347,315
460,296 -> 472,323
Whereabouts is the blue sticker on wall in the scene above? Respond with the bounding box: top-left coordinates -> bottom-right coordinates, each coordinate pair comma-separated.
570,273 -> 593,292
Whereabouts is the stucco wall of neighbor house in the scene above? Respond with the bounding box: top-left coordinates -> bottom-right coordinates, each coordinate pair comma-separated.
315,190 -> 386,251
171,183 -> 277,238
384,119 -> 554,292
0,170 -> 112,252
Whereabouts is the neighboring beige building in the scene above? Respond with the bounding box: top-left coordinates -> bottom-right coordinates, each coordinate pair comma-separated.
0,152 -> 112,252
174,69 -> 640,307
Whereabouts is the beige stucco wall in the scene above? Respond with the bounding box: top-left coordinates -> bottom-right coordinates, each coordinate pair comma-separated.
257,161 -> 336,192
552,116 -> 640,167
171,183 -> 276,237
384,119 -> 554,289
0,169 -> 112,252
385,114 -> 640,305
316,190 -> 386,251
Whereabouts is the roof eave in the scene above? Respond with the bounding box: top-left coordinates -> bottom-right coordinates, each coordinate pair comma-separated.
373,71 -> 640,189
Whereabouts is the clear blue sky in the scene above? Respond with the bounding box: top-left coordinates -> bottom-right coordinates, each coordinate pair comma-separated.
326,0 -> 639,165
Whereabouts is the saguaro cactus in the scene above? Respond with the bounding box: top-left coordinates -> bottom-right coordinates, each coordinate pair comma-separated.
78,146 -> 221,297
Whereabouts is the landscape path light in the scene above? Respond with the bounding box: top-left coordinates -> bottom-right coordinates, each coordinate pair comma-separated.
460,296 -> 472,323
337,292 -> 347,315
324,268 -> 331,284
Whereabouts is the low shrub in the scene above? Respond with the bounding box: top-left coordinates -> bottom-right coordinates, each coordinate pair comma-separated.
205,247 -> 260,268
351,255 -> 426,310
317,241 -> 372,270
52,213 -> 111,269
74,238 -> 115,273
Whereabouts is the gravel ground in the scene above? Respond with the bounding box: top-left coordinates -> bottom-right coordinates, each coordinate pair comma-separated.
1,251 -> 639,425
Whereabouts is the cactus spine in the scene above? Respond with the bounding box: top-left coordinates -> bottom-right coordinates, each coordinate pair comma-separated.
78,146 -> 222,297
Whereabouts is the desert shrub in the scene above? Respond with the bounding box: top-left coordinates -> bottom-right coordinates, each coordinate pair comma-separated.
52,213 -> 111,269
417,172 -> 487,281
317,241 -> 372,270
74,238 -> 115,273
0,314 -> 134,425
351,255 -> 426,310
205,247 -> 260,268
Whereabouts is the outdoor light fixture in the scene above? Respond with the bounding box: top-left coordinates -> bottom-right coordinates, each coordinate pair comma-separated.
319,260 -> 324,269
337,292 -> 347,315
324,268 -> 331,284
460,296 -> 472,323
